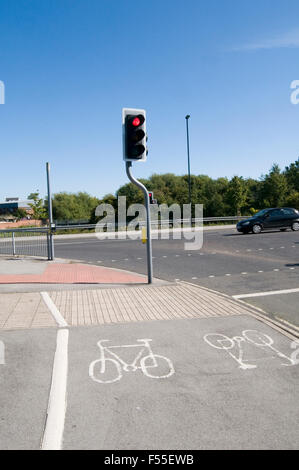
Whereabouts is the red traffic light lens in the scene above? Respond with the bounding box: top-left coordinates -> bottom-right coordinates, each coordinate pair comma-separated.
132,117 -> 141,127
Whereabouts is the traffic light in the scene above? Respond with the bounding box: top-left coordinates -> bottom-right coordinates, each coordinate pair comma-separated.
149,192 -> 157,205
123,108 -> 147,162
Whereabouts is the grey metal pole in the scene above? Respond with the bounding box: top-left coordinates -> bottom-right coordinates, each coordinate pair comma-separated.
185,115 -> 192,225
46,162 -> 54,260
126,162 -> 153,284
12,232 -> 16,256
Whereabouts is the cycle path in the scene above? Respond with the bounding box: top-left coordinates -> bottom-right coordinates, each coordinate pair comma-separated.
0,291 -> 299,449
63,315 -> 299,450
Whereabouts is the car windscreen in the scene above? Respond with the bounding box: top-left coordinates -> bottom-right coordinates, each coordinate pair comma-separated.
254,209 -> 269,217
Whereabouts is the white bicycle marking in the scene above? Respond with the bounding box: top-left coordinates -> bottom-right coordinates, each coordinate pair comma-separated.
204,330 -> 299,370
89,339 -> 175,384
204,333 -> 256,370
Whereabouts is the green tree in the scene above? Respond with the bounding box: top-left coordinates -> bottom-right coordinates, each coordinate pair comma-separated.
13,208 -> 28,220
260,164 -> 288,207
28,191 -> 47,220
225,176 -> 248,215
52,192 -> 100,221
284,158 -> 299,192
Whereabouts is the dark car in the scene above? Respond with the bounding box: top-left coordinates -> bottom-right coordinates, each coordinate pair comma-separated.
236,208 -> 299,234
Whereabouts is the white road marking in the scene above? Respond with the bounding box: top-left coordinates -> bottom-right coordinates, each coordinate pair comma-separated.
258,271 -> 264,273
204,330 -> 298,369
192,277 -> 198,280
225,274 -> 231,276
241,272 -> 248,275
273,269 -> 280,272
41,292 -> 68,328
89,339 -> 175,383
209,275 -> 215,278
233,287 -> 299,299
41,328 -> 69,450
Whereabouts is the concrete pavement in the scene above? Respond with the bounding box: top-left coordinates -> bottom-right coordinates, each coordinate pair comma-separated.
0,254 -> 298,449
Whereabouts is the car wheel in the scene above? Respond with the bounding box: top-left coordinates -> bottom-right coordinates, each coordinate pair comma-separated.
252,224 -> 262,234
291,222 -> 299,231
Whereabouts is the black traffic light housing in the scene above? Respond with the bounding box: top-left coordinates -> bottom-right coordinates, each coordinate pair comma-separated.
149,192 -> 157,205
123,108 -> 147,162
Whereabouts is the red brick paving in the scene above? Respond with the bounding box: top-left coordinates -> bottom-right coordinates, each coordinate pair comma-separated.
0,263 -> 146,284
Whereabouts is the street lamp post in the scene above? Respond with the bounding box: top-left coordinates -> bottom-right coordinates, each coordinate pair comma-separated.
185,114 -> 192,225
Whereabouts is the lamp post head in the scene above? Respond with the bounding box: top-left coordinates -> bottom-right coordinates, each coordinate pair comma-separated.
185,115 -> 190,120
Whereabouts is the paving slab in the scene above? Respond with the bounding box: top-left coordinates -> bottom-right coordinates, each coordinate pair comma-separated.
0,262 -> 146,284
0,292 -> 56,330
49,282 -> 251,328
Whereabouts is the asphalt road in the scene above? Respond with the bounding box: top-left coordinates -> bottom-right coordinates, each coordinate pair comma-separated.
53,228 -> 299,329
1,315 -> 299,450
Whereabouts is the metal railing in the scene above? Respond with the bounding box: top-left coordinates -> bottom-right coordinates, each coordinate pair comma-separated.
53,216 -> 248,231
0,217 -> 246,260
0,228 -> 50,258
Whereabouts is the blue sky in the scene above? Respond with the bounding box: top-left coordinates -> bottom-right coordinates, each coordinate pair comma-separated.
0,0 -> 299,201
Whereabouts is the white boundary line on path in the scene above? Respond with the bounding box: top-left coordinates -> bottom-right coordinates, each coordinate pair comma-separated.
233,287 -> 299,300
41,328 -> 69,450
41,292 -> 68,327
41,292 -> 69,450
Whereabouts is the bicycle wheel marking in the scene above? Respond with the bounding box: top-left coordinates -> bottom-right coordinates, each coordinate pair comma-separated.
204,330 -> 299,370
89,338 -> 175,384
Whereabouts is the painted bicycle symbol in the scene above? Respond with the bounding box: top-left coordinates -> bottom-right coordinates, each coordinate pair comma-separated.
204,330 -> 299,370
89,339 -> 175,384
